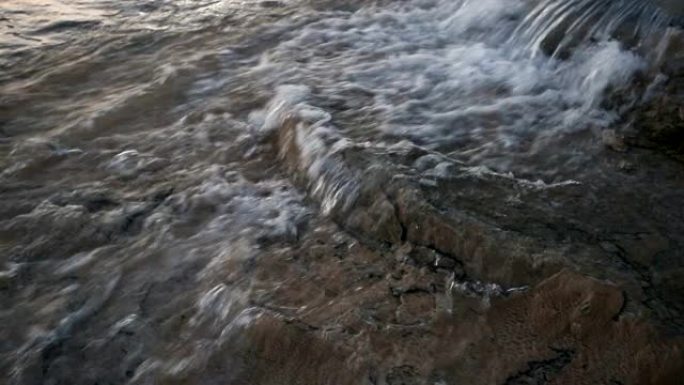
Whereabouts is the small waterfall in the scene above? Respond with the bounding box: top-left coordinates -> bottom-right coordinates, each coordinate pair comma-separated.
513,0 -> 678,58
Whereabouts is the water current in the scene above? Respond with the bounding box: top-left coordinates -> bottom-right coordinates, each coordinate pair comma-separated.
2,0 -> 684,384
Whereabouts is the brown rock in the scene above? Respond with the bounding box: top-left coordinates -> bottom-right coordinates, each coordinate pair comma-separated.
236,314 -> 363,385
396,293 -> 435,325
433,270 -> 684,385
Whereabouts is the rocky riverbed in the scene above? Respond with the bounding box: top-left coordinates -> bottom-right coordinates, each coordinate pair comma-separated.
2,0 -> 684,384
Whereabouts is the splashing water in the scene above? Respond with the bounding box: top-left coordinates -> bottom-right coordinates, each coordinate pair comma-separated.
2,0 -> 684,384
232,0 -> 654,179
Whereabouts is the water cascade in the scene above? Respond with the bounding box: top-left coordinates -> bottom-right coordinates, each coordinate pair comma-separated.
1,0 -> 684,384
514,0 -> 680,58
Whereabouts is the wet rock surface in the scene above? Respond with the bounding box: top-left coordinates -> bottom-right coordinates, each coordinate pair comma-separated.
2,0 -> 684,384
4,100 -> 684,384
241,105 -> 684,383
5,84 -> 684,385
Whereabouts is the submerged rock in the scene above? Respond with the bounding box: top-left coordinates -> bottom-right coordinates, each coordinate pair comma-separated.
3,0 -> 684,383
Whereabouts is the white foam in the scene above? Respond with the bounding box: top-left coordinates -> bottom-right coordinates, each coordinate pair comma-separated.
171,166 -> 310,243
239,0 -> 647,167
571,41 -> 646,108
250,85 -> 361,215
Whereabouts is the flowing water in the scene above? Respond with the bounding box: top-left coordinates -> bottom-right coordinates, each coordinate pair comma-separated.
2,0 -> 684,384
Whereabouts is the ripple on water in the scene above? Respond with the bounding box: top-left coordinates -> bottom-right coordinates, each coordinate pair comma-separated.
1,0 -> 684,384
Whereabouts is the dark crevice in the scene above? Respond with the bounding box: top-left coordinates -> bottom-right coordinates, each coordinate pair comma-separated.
503,349 -> 575,385
391,286 -> 433,297
389,197 -> 408,243
612,290 -> 628,322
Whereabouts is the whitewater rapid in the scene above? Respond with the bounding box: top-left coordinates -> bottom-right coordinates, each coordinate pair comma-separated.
2,0 -> 684,384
